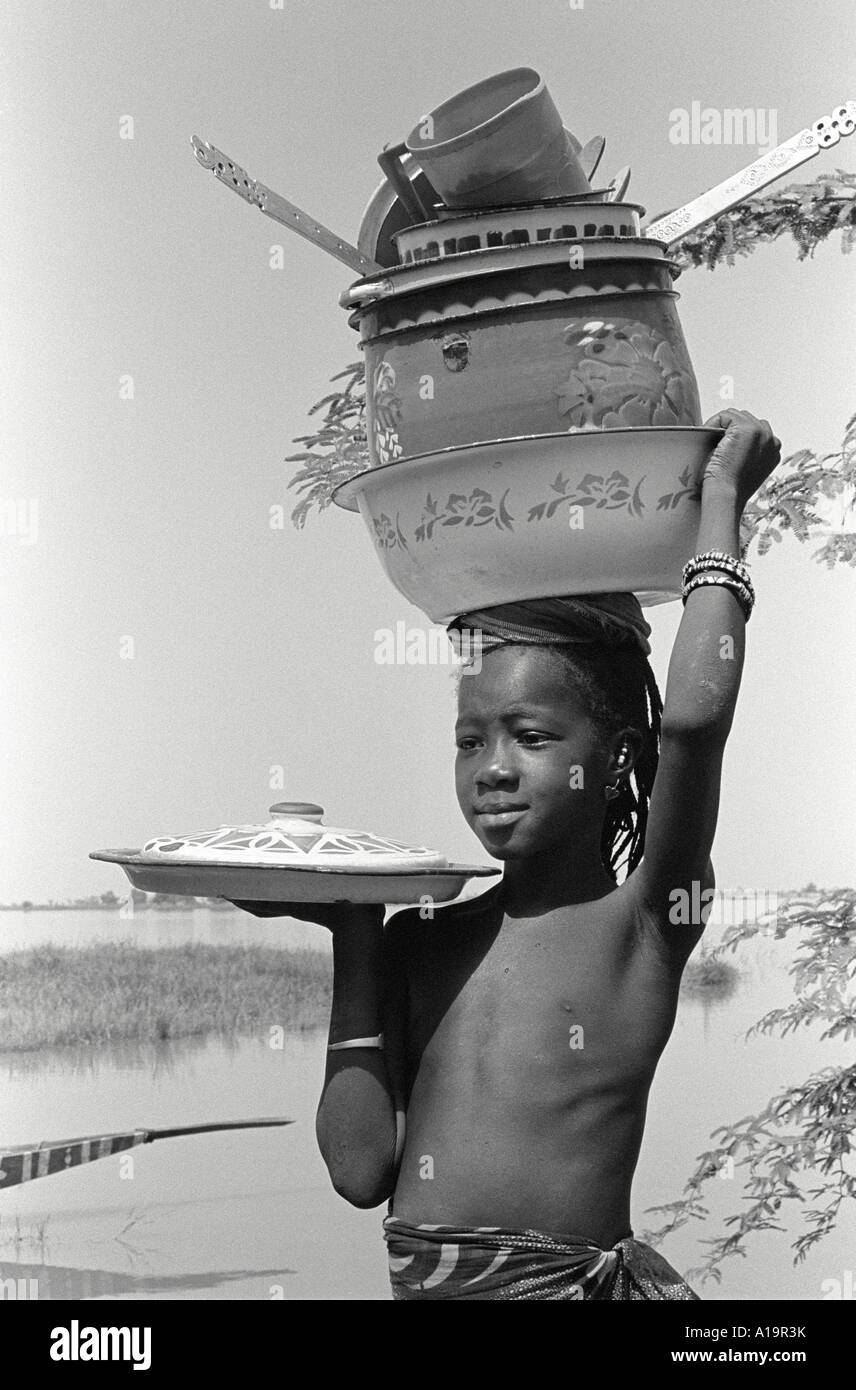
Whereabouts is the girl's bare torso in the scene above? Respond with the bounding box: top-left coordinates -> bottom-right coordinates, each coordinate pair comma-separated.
390,883 -> 695,1246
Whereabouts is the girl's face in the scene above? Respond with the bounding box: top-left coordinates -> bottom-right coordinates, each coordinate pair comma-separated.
454,645 -> 613,862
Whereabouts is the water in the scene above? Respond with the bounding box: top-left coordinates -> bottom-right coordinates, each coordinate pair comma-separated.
0,1030 -> 385,1301
0,905 -> 852,1301
0,904 -> 330,955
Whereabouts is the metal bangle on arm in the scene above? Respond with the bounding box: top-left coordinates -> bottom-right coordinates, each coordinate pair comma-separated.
327,1034 -> 385,1052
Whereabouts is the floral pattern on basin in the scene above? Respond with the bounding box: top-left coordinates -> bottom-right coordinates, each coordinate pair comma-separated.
557,319 -> 699,430
373,511 -> 410,551
415,488 -> 515,541
655,465 -> 701,511
372,469 -> 701,546
528,470 -> 646,521
372,361 -> 404,465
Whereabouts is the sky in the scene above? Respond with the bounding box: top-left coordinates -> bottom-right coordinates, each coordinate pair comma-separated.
1,0 -> 854,900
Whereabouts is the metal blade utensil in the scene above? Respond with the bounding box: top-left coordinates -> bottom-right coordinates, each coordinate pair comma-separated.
191,135 -> 383,276
646,101 -> 856,246
578,135 -> 606,181
604,164 -> 631,202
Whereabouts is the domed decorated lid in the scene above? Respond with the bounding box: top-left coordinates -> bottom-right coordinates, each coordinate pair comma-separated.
140,802 -> 448,871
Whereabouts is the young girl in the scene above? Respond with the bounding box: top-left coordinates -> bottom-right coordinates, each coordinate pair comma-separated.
237,409 -> 780,1300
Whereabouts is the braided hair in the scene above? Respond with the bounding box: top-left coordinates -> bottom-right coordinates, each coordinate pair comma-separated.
550,643 -> 663,882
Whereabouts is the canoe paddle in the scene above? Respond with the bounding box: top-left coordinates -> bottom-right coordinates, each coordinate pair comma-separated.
0,1118 -> 293,1189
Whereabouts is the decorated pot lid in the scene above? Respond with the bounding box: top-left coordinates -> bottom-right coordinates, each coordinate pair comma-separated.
140,802 -> 448,871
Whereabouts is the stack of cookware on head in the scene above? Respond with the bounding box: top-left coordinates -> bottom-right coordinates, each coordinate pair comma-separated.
333,67 -> 714,618
190,71 -> 847,619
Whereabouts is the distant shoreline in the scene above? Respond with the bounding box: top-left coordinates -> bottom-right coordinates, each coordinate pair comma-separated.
0,903 -> 133,912
0,896 -> 235,912
1,887 -> 833,914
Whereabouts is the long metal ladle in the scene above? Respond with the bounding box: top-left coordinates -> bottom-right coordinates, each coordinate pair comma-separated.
646,101 -> 855,244
191,135 -> 383,276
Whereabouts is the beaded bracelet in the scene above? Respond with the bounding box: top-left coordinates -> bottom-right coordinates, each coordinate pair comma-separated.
685,556 -> 756,603
682,572 -> 754,621
680,553 -> 750,586
682,549 -> 752,590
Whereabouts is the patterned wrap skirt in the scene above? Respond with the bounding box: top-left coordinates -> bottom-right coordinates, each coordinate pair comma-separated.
383,1216 -> 699,1301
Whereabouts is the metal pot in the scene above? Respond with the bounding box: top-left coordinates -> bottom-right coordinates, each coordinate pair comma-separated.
348,239 -> 701,464
404,67 -> 591,207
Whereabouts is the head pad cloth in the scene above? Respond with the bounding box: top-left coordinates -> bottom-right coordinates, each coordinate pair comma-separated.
446,592 -> 652,657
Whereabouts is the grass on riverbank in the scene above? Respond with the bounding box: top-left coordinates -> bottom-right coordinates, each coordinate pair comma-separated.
0,942 -> 332,1051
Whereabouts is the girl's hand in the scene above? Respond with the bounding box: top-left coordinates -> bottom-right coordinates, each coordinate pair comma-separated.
226,900 -> 384,932
701,409 -> 781,510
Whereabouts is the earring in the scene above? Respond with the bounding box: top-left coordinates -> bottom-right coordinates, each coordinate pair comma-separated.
606,745 -> 629,800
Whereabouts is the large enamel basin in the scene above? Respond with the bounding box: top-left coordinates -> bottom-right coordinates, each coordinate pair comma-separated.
333,428 -> 723,622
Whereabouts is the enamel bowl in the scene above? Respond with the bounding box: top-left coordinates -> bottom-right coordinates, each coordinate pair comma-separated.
391,199 -> 644,264
333,427 -> 724,622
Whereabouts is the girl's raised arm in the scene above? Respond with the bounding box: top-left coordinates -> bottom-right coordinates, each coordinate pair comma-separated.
631,411 -> 781,936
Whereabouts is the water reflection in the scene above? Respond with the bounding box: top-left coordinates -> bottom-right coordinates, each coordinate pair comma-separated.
2,1031 -> 326,1081
0,1258 -> 294,1299
4,1036 -> 205,1082
683,974 -> 741,1045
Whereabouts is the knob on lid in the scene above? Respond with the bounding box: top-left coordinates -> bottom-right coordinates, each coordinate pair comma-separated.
268,802 -> 325,820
